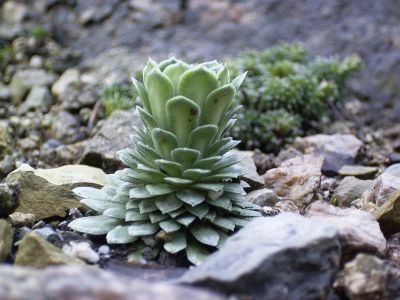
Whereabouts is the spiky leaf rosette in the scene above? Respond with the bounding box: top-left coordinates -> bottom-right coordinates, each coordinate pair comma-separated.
69,58 -> 262,265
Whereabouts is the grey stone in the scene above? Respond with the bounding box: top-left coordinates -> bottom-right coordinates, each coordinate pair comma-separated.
234,150 -> 264,190
182,213 -> 341,300
294,134 -> 363,174
383,163 -> 400,178
0,265 -> 225,300
80,109 -> 140,171
49,111 -> 84,144
9,212 -> 36,227
51,68 -> 81,99
338,165 -> 378,179
18,85 -> 53,114
0,220 -> 13,262
1,1 -> 29,24
9,69 -> 57,104
264,154 -> 324,210
374,190 -> 400,236
0,121 -> 12,161
371,173 -> 400,207
333,176 -> 374,207
245,188 -> 279,207
306,201 -> 386,256
334,254 -> 400,300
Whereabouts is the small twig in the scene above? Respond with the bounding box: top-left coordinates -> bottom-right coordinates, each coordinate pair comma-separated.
88,100 -> 102,129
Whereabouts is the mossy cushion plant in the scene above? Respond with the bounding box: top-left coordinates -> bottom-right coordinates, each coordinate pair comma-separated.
69,58 -> 262,265
230,43 -> 362,153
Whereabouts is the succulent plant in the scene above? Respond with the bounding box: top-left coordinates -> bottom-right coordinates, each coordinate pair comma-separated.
69,58 -> 261,265
230,43 -> 362,153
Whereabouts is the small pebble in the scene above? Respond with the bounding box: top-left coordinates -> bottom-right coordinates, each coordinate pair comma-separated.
98,245 -> 110,255
63,241 -> 99,264
9,212 -> 36,227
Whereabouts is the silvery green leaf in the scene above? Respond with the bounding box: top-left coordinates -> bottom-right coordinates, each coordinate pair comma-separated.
205,137 -> 232,156
199,60 -> 222,71
137,106 -> 157,130
188,125 -> 218,153
212,217 -> 235,231
151,128 -> 177,160
207,197 -> 232,210
73,187 -> 112,201
138,198 -> 158,213
107,225 -> 138,244
107,173 -> 124,187
163,177 -> 193,186
178,66 -> 219,108
164,231 -> 186,254
163,61 -> 190,94
217,64 -> 230,85
125,210 -> 149,221
228,216 -> 251,227
158,57 -> 178,71
136,164 -> 165,180
81,199 -> 121,213
190,223 -> 219,247
240,180 -> 250,189
231,72 -> 247,90
212,153 -> 242,172
232,206 -> 263,217
193,156 -> 221,169
208,189 -> 224,200
185,203 -> 209,219
224,183 -> 246,195
118,149 -> 137,169
204,210 -> 216,222
176,213 -> 196,227
192,183 -> 225,193
126,200 -> 138,210
155,159 -> 183,177
129,187 -> 152,199
143,57 -> 158,81
176,190 -> 205,206
166,96 -> 200,146
171,148 -> 200,170
103,207 -> 126,219
69,216 -> 120,235
132,77 -> 151,113
155,193 -> 183,214
200,84 -> 235,125
217,231 -> 228,249
217,139 -> 241,156
224,191 -> 246,201
135,142 -> 161,161
128,223 -> 159,237
144,68 -> 173,128
187,240 -> 209,265
149,212 -> 169,223
206,172 -> 240,181
159,219 -> 181,233
182,168 -> 211,180
146,184 -> 176,196
168,207 -> 186,218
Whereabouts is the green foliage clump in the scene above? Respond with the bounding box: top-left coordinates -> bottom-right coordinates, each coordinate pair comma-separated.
69,58 -> 261,265
30,26 -> 47,41
230,42 -> 362,153
102,83 -> 137,116
0,44 -> 13,70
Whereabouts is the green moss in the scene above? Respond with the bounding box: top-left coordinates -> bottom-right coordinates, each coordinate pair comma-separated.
102,83 -> 137,116
230,43 -> 362,153
30,26 -> 47,41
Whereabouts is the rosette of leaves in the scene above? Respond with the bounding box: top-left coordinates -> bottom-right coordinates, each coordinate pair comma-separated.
69,58 -> 262,265
230,43 -> 362,153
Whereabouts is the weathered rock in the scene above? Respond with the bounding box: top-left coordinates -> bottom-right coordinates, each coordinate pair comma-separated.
383,163 -> 400,177
294,134 -> 363,174
306,201 -> 386,256
0,220 -> 13,262
9,69 -> 57,104
1,1 -> 28,24
386,233 -> 400,265
80,109 -> 140,171
51,68 -> 81,99
334,254 -> 400,300
264,154 -> 324,210
0,121 -> 12,161
245,188 -> 279,207
182,213 -> 341,300
371,173 -> 400,207
63,241 -> 99,264
18,85 -> 53,114
6,164 -> 106,220
274,199 -> 300,213
333,176 -> 374,207
9,212 -> 36,227
338,165 -> 378,179
0,265 -> 225,300
0,183 -> 19,218
374,191 -> 400,236
49,111 -> 85,144
235,150 -> 264,190
15,233 -> 84,267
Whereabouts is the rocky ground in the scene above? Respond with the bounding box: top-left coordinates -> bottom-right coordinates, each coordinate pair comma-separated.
1,0 -> 400,300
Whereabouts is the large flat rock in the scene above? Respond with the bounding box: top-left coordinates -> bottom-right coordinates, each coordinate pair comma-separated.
181,213 -> 341,300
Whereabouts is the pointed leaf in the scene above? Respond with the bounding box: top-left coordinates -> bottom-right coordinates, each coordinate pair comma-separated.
190,223 -> 219,247
231,72 -> 247,90
144,68 -> 173,128
159,219 -> 181,233
103,207 -> 126,219
73,187 -> 112,201
171,148 -> 200,170
194,156 -> 221,169
125,210 -> 149,221
128,223 -> 159,236
166,96 -> 200,146
187,240 -> 209,265
151,128 -> 177,159
137,106 -> 157,130
188,125 -> 218,153
176,190 -> 205,206
212,217 -> 235,231
193,183 -> 224,193
129,187 -> 152,199
163,61 -> 190,94
164,231 -> 187,254
138,198 -> 158,213
81,199 -> 121,213
176,213 -> 196,227
156,193 -> 183,214
132,78 -> 151,113
178,66 -> 219,108
200,84 -> 235,125
149,212 -> 169,223
207,197 -> 232,211
107,225 -> 137,244
68,216 -> 120,235
217,64 -> 230,85
164,177 -> 193,186
223,183 -> 246,195
155,159 -> 183,177
186,203 -> 209,219
182,168 -> 211,180
118,149 -> 137,169
146,184 -> 176,196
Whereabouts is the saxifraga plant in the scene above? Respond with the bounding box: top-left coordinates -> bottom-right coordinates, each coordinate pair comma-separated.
69,58 -> 262,265
230,43 -> 362,153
